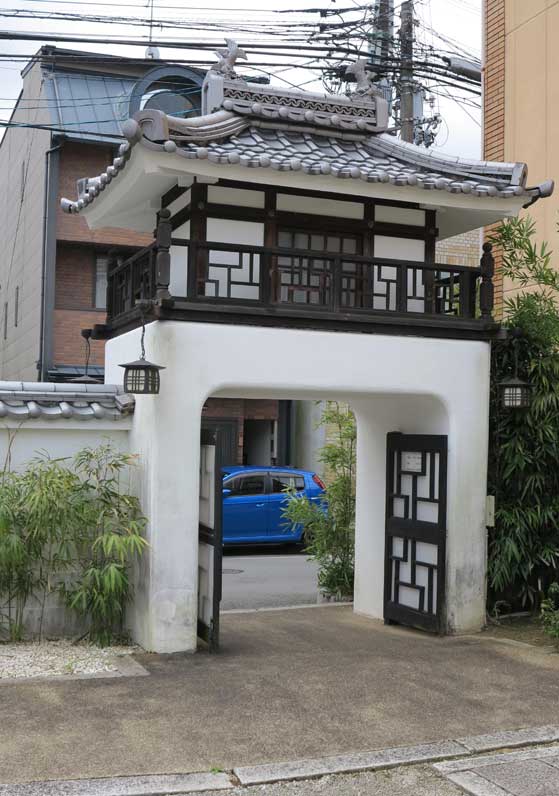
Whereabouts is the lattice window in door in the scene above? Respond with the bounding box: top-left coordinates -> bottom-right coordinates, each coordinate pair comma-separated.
385,433 -> 447,632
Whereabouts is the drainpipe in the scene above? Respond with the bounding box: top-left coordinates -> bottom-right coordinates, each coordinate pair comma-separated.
39,136 -> 63,381
521,179 -> 554,210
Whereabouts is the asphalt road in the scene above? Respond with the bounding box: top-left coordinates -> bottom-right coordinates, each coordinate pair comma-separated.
221,547 -> 320,610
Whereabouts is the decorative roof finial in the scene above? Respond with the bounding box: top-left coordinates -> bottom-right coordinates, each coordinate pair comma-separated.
345,58 -> 383,100
211,38 -> 248,79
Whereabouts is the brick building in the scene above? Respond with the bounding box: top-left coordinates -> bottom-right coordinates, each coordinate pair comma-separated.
483,0 -> 556,315
0,47 -> 285,464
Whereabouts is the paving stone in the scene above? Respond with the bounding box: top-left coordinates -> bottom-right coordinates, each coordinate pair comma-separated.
477,760 -> 559,796
0,772 -> 233,796
234,740 -> 469,785
458,726 -> 559,753
435,744 -> 559,774
446,771 -> 511,796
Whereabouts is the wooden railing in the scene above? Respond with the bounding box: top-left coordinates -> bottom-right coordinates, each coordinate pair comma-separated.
105,209 -> 495,335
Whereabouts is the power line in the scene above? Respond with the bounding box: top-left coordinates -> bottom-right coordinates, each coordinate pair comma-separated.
0,119 -> 126,136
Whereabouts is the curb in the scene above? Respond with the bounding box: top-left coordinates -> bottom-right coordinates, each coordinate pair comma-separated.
0,654 -> 149,687
2,725 -> 559,794
0,772 -> 232,795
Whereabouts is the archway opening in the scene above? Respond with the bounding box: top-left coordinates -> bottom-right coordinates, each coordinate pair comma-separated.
197,388 -> 450,653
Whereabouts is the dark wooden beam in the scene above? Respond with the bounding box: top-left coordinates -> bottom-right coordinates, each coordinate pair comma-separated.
204,202 -> 434,240
161,183 -> 188,209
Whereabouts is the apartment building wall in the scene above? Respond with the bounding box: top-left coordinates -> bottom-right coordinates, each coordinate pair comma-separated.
51,143 -> 153,373
0,63 -> 52,380
484,0 -> 559,311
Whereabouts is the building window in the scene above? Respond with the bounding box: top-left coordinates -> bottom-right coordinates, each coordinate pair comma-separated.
3,302 -> 7,340
14,287 -> 18,327
95,255 -> 108,310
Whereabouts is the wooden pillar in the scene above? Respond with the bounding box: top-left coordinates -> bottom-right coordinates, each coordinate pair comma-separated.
264,188 -> 277,303
155,208 -> 172,301
189,182 -> 208,297
479,242 -> 495,322
423,210 -> 437,315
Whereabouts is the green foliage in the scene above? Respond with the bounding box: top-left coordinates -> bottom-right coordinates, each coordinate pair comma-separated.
61,445 -> 147,646
540,583 -> 559,645
283,402 -> 355,598
0,455 -> 83,640
488,217 -> 559,608
0,443 -> 146,645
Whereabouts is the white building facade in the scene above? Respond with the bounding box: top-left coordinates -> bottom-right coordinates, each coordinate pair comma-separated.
60,49 -> 552,653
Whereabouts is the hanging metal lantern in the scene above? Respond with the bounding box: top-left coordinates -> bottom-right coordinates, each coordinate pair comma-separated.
499,327 -> 531,410
499,376 -> 531,409
119,306 -> 164,395
120,358 -> 164,395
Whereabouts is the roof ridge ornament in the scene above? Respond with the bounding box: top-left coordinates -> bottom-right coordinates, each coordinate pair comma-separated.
211,38 -> 248,80
345,59 -> 383,101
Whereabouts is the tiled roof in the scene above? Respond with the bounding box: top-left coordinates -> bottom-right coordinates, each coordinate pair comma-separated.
166,126 -> 534,197
0,382 -> 134,421
61,71 -> 554,214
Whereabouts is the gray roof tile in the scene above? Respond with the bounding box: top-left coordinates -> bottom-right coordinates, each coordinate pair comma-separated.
0,381 -> 134,422
61,77 -> 554,214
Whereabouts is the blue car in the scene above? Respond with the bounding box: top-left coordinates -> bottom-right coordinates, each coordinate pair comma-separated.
222,466 -> 326,545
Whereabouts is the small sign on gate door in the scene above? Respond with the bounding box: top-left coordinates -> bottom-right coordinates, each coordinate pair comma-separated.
401,451 -> 423,473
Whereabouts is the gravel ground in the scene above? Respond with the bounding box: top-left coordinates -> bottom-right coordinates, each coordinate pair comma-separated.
196,765 -> 464,795
0,640 -> 138,679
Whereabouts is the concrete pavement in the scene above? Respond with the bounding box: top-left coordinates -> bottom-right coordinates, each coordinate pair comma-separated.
221,550 -> 319,610
2,606 -> 559,785
436,744 -> 559,795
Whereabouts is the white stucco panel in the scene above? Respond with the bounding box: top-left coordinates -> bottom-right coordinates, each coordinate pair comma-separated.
106,321 -> 490,652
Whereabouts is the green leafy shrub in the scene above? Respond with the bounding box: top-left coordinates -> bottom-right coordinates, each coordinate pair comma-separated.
540,583 -> 559,645
0,456 -> 84,640
488,217 -> 559,609
61,445 -> 147,646
0,443 -> 147,645
283,402 -> 355,598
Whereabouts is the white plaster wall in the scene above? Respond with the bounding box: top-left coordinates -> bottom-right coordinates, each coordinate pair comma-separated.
207,186 -> 265,208
374,236 -> 425,261
276,194 -> 364,219
106,321 -> 490,653
206,218 -> 264,301
0,420 -> 130,469
375,206 -> 425,226
170,220 -> 190,296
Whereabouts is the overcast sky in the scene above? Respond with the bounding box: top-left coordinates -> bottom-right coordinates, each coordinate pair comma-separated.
0,0 -> 482,156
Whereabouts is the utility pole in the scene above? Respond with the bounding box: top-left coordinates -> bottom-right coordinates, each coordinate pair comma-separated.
399,0 -> 414,143
370,0 -> 393,78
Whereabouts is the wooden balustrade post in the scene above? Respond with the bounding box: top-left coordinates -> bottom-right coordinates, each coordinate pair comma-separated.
396,263 -> 408,313
331,257 -> 342,311
479,242 -> 495,322
155,208 -> 172,301
459,270 -> 476,319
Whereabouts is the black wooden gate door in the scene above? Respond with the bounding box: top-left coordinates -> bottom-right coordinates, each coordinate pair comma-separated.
197,428 -> 223,652
384,432 -> 448,633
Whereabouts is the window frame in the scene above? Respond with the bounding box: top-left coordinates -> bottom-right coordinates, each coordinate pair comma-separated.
94,254 -> 109,310
269,472 -> 306,495
224,471 -> 268,498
